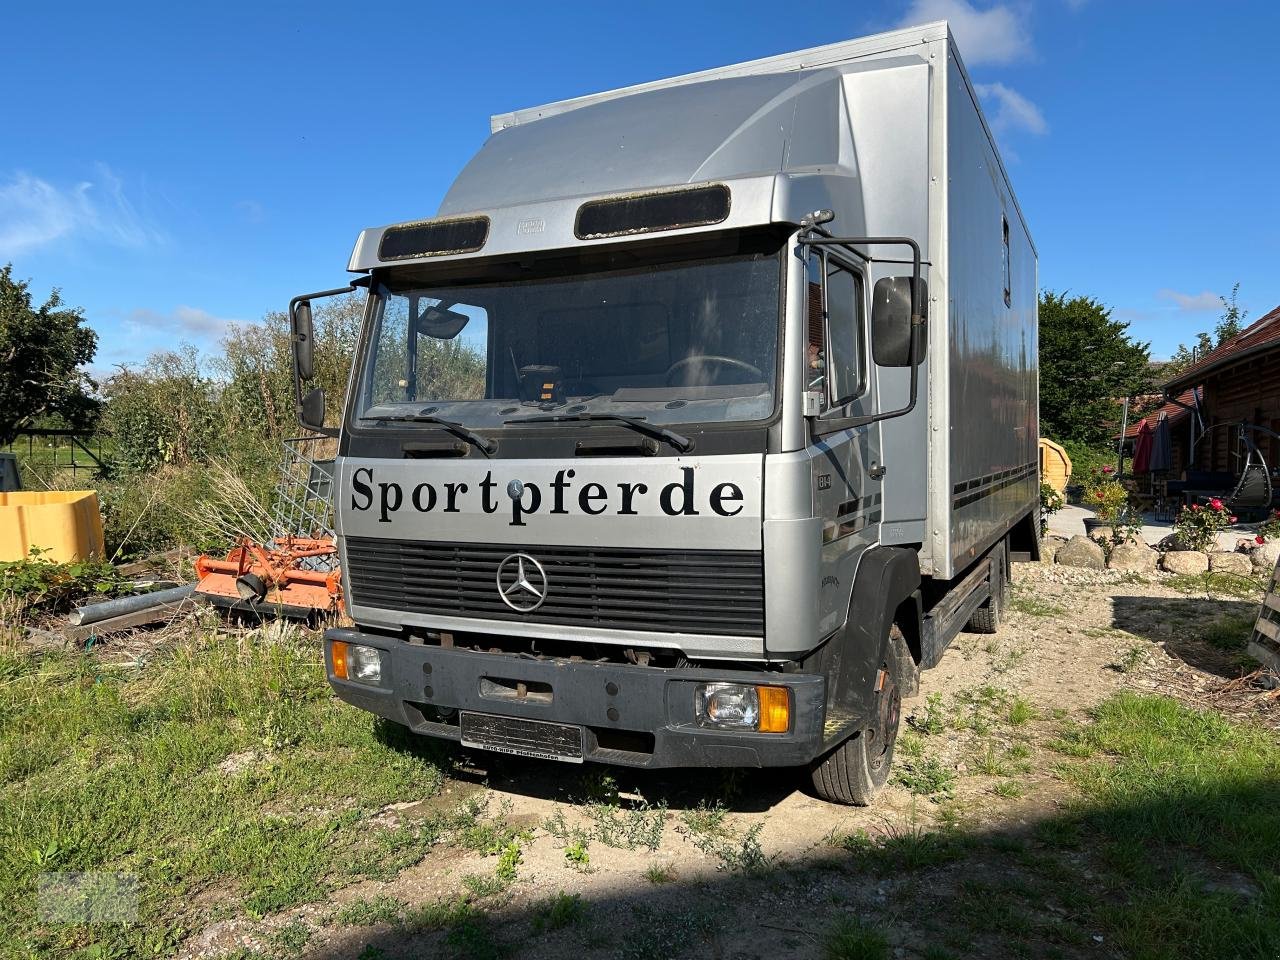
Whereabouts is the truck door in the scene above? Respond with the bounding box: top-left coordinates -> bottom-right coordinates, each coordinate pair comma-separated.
806,250 -> 883,638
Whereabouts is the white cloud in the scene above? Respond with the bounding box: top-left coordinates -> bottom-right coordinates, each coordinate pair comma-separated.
895,0 -> 1033,65
1157,289 -> 1222,313
125,305 -> 248,341
975,82 -> 1048,136
0,165 -> 165,258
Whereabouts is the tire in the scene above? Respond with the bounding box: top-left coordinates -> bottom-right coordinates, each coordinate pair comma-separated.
966,543 -> 1007,634
810,625 -> 909,806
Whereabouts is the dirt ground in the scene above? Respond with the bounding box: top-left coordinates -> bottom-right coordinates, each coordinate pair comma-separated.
177,562 -> 1278,960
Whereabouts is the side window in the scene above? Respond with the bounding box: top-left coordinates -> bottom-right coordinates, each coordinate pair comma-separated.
805,252 -> 864,408
1002,215 -> 1011,308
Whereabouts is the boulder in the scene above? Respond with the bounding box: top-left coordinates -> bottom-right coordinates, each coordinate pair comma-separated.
1039,536 -> 1068,564
1156,533 -> 1190,552
1248,541 -> 1280,575
1161,550 -> 1209,575
1209,551 -> 1254,576
1108,541 -> 1158,573
1056,535 -> 1106,570
1087,525 -> 1115,544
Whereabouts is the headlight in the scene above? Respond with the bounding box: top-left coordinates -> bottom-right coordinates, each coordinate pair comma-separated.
331,640 -> 383,685
695,683 -> 790,733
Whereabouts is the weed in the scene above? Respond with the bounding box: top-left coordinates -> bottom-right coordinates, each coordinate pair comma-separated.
494,839 -> 523,884
897,728 -> 925,758
909,692 -> 947,735
531,892 -> 586,932
895,757 -> 956,799
683,813 -> 770,873
1008,591 -> 1065,617
1113,643 -> 1147,673
584,795 -> 667,851
1007,697 -> 1036,725
992,780 -> 1024,799
644,863 -> 676,884
402,897 -> 474,932
462,874 -> 507,899
1199,613 -> 1256,651
563,838 -> 590,870
269,920 -> 311,955
622,904 -> 718,960
680,800 -> 729,837
445,911 -> 504,960
823,917 -> 890,960
335,894 -> 404,927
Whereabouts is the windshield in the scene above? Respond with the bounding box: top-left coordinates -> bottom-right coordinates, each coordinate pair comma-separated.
356,245 -> 782,428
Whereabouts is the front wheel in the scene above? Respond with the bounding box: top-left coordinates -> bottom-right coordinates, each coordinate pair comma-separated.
809,625 -> 909,805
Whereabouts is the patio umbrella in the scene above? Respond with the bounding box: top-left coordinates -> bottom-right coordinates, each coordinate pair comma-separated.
1149,411 -> 1173,473
1132,420 -> 1154,473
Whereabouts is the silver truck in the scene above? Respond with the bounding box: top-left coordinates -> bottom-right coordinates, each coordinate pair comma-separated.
290,20 -> 1039,805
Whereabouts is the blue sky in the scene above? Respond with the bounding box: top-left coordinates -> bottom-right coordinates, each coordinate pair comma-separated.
3,0 -> 1278,375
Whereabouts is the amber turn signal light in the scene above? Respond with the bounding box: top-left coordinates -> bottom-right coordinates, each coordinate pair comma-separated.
756,685 -> 791,733
331,640 -> 349,680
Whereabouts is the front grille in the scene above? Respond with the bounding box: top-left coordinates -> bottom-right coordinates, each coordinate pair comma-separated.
344,537 -> 765,636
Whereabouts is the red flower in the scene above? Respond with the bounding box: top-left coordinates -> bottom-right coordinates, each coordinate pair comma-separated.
1209,498 -> 1223,510
1230,516 -> 1238,523
1258,535 -> 1268,545
1102,466 -> 1114,474
1191,504 -> 1202,511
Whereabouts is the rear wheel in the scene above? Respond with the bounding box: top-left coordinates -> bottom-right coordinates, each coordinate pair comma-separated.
810,625 -> 909,806
967,543 -> 1008,634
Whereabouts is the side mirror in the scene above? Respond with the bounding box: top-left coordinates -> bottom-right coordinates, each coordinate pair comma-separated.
293,301 -> 315,381
301,387 -> 327,431
871,277 -> 928,367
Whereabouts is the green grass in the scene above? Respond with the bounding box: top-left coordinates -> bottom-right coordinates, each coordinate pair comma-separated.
1200,613 -> 1257,650
823,917 -> 890,960
1008,590 -> 1066,617
531,892 -> 586,932
644,863 -> 676,884
1054,692 -> 1280,959
1166,571 -> 1265,599
0,624 -> 450,959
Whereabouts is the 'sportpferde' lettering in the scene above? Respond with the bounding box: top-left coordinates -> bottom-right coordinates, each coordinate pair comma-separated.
349,467 -> 746,525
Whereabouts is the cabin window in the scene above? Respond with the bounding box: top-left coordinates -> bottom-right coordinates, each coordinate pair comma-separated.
1002,215 -> 1012,308
806,252 -> 865,408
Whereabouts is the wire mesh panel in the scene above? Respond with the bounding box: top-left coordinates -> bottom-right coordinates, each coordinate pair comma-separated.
270,436 -> 339,570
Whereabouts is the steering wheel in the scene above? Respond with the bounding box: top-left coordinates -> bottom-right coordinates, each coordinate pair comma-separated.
665,355 -> 764,386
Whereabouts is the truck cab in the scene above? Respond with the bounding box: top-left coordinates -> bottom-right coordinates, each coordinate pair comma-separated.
293,22 -> 1039,804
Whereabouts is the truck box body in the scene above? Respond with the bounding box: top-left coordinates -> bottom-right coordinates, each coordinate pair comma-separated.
314,22 -> 1038,784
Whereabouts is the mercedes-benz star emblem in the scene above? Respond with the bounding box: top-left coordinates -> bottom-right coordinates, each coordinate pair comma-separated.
495,553 -> 548,612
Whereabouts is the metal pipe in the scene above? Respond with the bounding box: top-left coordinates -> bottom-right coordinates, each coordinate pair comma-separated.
69,584 -> 196,626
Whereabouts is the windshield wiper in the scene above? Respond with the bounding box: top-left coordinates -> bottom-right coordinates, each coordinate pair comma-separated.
505,413 -> 693,453
361,413 -> 496,455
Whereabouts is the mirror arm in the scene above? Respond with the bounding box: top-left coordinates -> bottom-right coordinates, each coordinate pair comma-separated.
798,232 -> 923,437
289,283 -> 358,438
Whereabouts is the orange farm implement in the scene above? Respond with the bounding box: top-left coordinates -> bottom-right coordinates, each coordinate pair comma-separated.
194,536 -> 342,618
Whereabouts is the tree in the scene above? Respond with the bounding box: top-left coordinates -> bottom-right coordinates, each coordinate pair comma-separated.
1166,282 -> 1248,375
1038,291 -> 1152,446
0,264 -> 99,446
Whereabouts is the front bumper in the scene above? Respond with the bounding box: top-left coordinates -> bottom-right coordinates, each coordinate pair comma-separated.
325,628 -> 827,768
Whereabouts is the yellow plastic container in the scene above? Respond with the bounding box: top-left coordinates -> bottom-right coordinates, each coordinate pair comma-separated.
0,491 -> 106,562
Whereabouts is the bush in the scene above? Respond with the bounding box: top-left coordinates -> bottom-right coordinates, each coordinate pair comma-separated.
1173,499 -> 1234,552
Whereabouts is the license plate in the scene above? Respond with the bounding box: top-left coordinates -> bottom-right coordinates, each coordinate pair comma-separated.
459,711 -> 584,763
